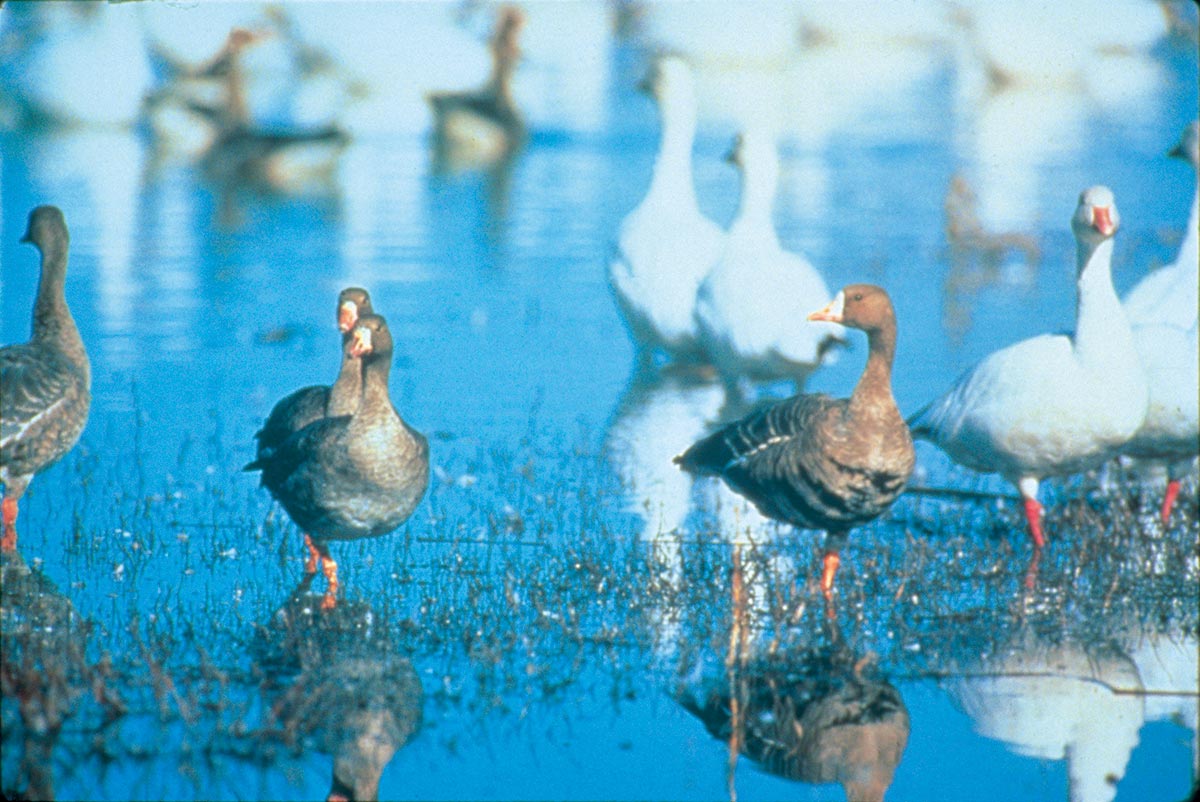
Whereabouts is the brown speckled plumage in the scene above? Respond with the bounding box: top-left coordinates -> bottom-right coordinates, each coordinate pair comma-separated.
676,285 -> 912,588
1,206 -> 90,550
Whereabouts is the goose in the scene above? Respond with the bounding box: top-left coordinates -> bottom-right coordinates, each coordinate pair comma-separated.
1123,120 -> 1199,331
608,56 -> 724,364
246,315 -> 428,609
909,186 -> 1148,548
1119,122 -> 1199,524
426,6 -> 525,167
694,129 -> 842,388
680,648 -> 909,802
260,583 -> 422,802
253,287 -> 372,464
1,207 -> 90,553
677,285 -> 913,594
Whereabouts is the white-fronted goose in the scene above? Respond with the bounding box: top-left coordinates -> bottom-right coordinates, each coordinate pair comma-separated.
910,187 -> 1148,548
1,206 -> 90,553
676,285 -> 913,593
253,287 -> 372,464
426,6 -> 525,166
608,56 -> 724,364
246,314 -> 429,608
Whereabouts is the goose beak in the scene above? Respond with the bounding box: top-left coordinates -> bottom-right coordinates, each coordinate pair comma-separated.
350,327 -> 373,357
807,292 -> 845,323
1092,205 -> 1114,237
338,301 -> 358,333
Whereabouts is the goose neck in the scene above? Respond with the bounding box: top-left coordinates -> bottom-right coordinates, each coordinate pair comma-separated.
736,152 -> 779,229
326,352 -> 363,417
32,242 -> 84,364
851,324 -> 898,413
1073,237 -> 1133,364
358,356 -> 393,417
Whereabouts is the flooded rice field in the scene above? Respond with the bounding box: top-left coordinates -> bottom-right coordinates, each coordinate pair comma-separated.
1,2 -> 1198,801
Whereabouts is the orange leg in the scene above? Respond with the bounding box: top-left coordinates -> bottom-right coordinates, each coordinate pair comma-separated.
303,533 -> 321,575
1161,480 -> 1181,527
319,551 -> 339,611
820,551 -> 840,597
1022,498 -> 1045,549
1,497 -> 17,553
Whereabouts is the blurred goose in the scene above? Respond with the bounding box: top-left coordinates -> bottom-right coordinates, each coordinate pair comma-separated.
1119,123 -> 1199,524
246,315 -> 429,609
426,6 -> 525,166
910,187 -> 1148,548
1,207 -> 90,553
261,586 -> 423,802
680,651 -> 909,802
677,285 -> 913,594
608,56 -> 724,363
253,288 -> 373,464
694,129 -> 841,388
1124,121 -> 1199,330
945,639 -> 1144,802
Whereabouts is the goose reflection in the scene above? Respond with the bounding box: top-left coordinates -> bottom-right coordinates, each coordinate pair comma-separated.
944,633 -> 1145,802
1124,627 -> 1199,779
255,575 -> 423,802
0,548 -> 109,802
676,614 -> 910,802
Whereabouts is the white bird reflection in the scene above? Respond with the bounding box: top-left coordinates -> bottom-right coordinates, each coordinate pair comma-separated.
1125,630 -> 1199,778
944,637 -> 1145,802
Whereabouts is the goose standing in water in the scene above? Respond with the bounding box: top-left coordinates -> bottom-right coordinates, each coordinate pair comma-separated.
677,285 -> 913,594
1,206 -> 90,553
609,56 -> 724,364
253,287 -> 373,464
1120,121 -> 1199,523
694,129 -> 842,391
910,187 -> 1148,548
427,6 -> 526,168
246,315 -> 428,609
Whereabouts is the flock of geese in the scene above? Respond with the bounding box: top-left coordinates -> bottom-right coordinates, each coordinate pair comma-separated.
1,39 -> 1197,612
610,53 -> 1198,587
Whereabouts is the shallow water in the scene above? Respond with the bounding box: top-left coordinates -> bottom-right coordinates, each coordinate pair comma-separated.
1,3 -> 1198,801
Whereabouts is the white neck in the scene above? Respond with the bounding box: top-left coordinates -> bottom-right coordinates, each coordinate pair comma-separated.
1074,237 -> 1135,368
730,144 -> 780,242
645,90 -> 700,211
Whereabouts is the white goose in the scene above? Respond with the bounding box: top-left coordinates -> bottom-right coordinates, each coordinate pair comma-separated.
609,56 -> 723,363
694,128 -> 841,386
910,186 -> 1148,548
1120,121 -> 1200,523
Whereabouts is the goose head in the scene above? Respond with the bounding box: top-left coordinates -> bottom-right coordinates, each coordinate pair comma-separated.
19,205 -> 68,250
349,314 -> 393,364
337,287 -> 373,334
808,284 -> 896,337
1071,185 -> 1120,246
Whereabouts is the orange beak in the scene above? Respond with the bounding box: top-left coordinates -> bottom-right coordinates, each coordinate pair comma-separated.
338,301 -> 358,333
350,327 -> 372,357
1092,206 -> 1114,237
807,291 -> 845,323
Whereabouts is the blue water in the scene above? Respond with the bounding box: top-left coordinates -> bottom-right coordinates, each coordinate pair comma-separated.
1,3 -> 1198,801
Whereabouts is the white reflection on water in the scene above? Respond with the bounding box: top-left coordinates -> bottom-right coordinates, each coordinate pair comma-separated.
945,640 -> 1146,802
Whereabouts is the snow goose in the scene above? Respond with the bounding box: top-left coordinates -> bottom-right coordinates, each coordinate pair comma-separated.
677,285 -> 913,594
694,129 -> 842,387
252,287 -> 372,465
1,207 -> 90,553
1120,122 -> 1199,522
1123,120 -> 1199,331
246,315 -> 429,609
608,56 -> 724,363
909,186 -> 1148,548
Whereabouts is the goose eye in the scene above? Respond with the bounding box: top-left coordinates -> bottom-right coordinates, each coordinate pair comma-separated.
853,293 -> 863,301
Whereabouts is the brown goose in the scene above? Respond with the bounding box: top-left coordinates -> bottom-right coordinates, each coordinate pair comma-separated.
675,285 -> 913,594
1,206 -> 90,553
426,6 -> 526,167
246,314 -> 429,608
253,287 -> 373,464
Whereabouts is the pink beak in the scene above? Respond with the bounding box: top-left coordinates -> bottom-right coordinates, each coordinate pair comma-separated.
1092,206 -> 1114,237
338,302 -> 357,333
